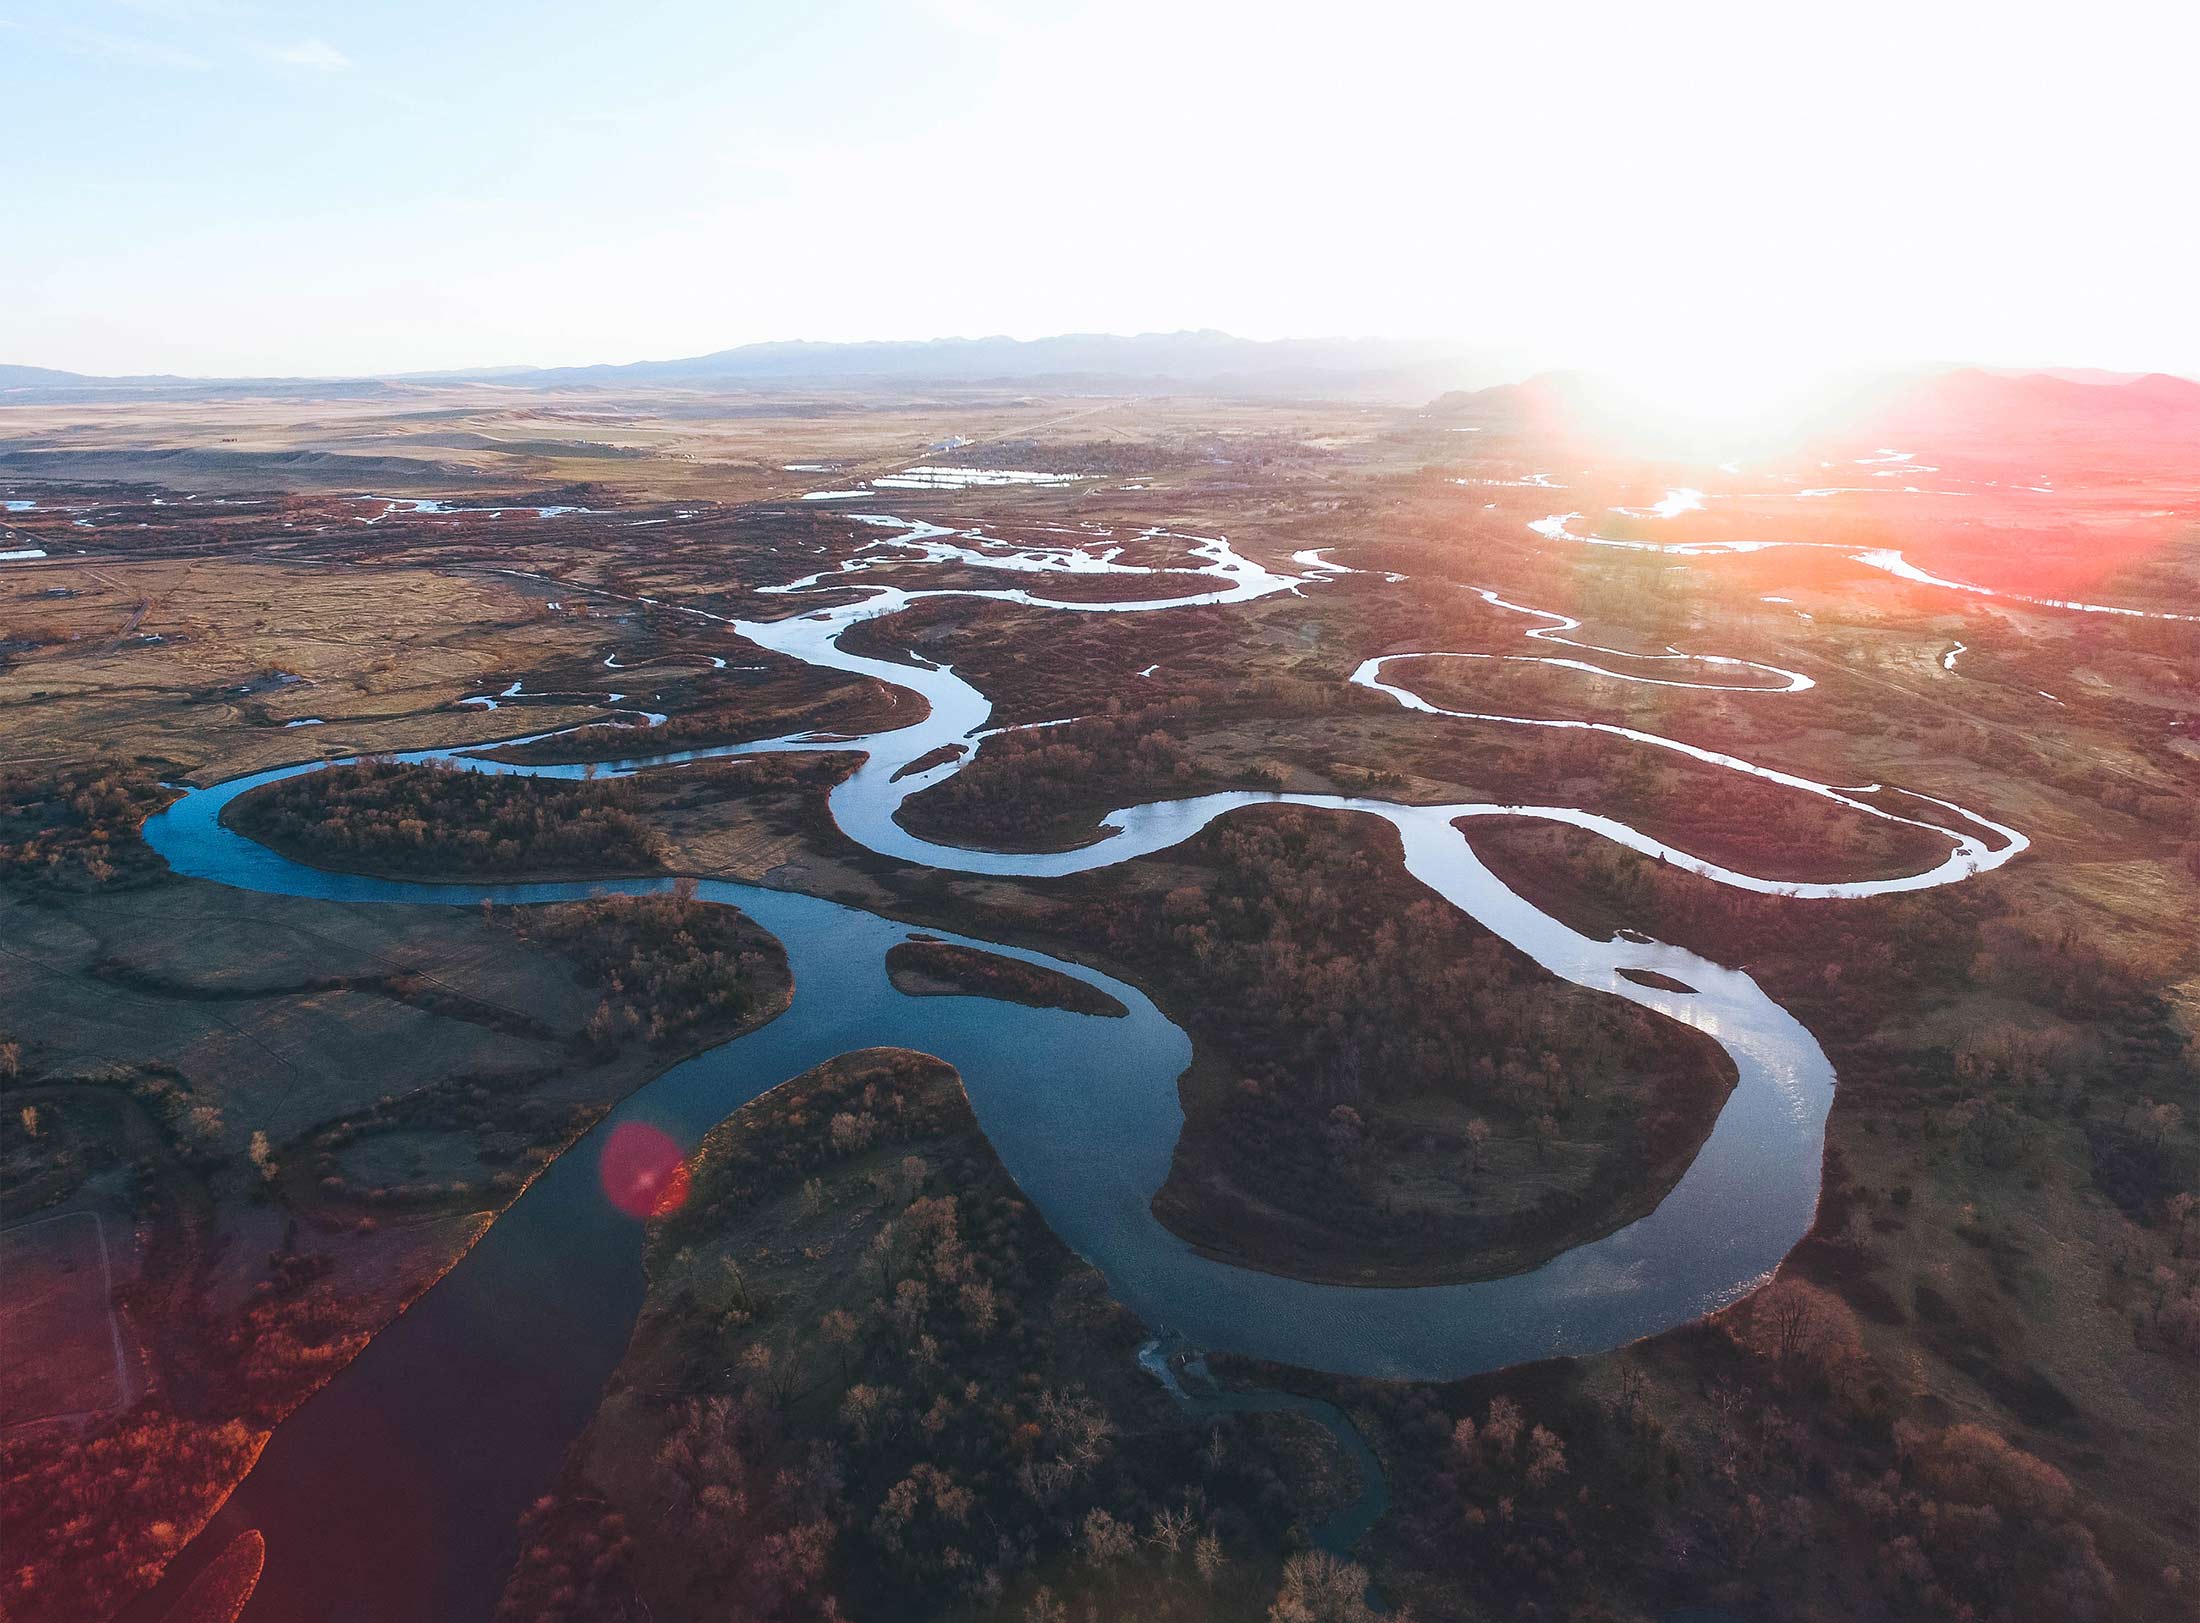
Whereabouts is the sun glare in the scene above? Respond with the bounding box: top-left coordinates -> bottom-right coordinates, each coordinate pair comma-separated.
1600,343 -> 1831,436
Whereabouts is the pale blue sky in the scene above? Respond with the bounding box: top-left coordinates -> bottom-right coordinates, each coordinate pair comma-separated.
7,0 -> 2197,379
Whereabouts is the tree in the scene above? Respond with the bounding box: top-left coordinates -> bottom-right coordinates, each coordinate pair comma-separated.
737,1341 -> 774,1397
1147,1504 -> 1194,1555
957,1279 -> 998,1336
1733,1278 -> 1864,1391
2166,1191 -> 2197,1253
1080,1507 -> 1135,1570
840,1383 -> 887,1444
820,1308 -> 859,1379
1481,1395 -> 1523,1461
2147,1101 -> 2184,1148
891,1278 -> 929,1335
895,1154 -> 930,1201
1194,1531 -> 1226,1586
1526,1425 -> 1568,1488
721,1258 -> 761,1324
1899,1420 -> 2073,1522
1269,1551 -> 1378,1623
1614,1360 -> 1645,1420
867,1221 -> 900,1291
177,1102 -> 224,1159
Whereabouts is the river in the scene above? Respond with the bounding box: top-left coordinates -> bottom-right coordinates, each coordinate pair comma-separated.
127,513 -> 2026,1619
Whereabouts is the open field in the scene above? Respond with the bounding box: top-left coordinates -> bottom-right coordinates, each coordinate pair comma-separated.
0,1212 -> 132,1428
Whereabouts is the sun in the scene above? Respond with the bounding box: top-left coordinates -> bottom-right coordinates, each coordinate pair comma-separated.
1604,342 -> 1824,431
1572,335 -> 1859,454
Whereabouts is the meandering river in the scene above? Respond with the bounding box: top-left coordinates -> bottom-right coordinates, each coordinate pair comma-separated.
130,514 -> 2027,1619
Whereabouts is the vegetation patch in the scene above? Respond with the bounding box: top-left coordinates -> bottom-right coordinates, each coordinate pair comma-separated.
1087,809 -> 1735,1285
0,762 -> 174,891
227,758 -> 665,876
1616,967 -> 1695,993
152,1529 -> 265,1623
902,698 -> 1243,848
488,882 -> 792,1049
498,1048 -> 1357,1623
1282,1274 -> 2135,1623
0,1408 -> 265,1623
0,865 -> 802,1621
478,666 -> 904,767
886,939 -> 1127,1018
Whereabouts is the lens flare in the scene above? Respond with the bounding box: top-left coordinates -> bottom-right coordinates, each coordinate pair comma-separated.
598,1121 -> 691,1219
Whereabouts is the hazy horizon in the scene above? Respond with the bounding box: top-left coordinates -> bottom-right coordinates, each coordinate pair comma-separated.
8,0 -> 2198,390
10,326 -> 2195,390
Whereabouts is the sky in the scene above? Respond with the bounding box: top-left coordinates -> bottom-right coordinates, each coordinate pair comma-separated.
5,0 -> 2198,384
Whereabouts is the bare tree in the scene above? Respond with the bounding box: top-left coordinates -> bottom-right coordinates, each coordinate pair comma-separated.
1080,1507 -> 1136,1570
1268,1551 -> 1378,1623
820,1308 -> 859,1380
1194,1531 -> 1226,1587
1147,1504 -> 1195,1557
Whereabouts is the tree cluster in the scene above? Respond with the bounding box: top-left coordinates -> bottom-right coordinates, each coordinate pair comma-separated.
502,1053 -> 1323,1623
1361,1274 -> 2121,1623
230,758 -> 665,876
1093,810 -> 1723,1262
0,1407 -> 262,1623
0,763 -> 171,891
907,699 -> 1208,844
493,884 -> 787,1048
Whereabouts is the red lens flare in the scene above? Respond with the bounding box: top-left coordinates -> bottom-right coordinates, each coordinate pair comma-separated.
598,1122 -> 691,1219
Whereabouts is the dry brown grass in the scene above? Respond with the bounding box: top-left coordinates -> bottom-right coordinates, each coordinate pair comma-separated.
0,555 -> 612,778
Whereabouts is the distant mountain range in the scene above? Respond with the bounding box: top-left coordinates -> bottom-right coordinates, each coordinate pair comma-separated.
10,339 -> 2196,440
1878,366 -> 2200,430
0,332 -> 1526,404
